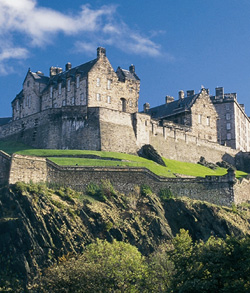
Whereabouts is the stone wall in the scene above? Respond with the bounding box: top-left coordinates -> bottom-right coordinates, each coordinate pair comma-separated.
5,154 -> 242,207
0,151 -> 11,186
8,154 -> 47,184
46,161 -> 236,206
99,107 -> 138,153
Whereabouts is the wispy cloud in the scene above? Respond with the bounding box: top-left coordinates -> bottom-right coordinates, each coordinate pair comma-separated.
0,0 -> 164,74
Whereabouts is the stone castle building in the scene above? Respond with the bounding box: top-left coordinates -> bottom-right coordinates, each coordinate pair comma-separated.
0,47 -> 250,165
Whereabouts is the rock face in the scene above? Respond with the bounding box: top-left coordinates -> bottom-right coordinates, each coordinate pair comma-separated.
1,183 -> 250,289
139,144 -> 166,166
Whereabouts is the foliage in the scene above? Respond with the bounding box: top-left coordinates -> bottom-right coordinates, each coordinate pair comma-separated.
85,180 -> 116,202
140,184 -> 152,196
159,188 -> 174,200
40,239 -> 147,292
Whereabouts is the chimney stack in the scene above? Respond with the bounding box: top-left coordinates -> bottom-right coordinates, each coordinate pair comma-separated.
129,64 -> 135,73
215,87 -> 224,98
97,47 -> 106,59
165,95 -> 174,104
186,90 -> 195,97
179,90 -> 185,100
143,103 -> 150,112
65,62 -> 72,71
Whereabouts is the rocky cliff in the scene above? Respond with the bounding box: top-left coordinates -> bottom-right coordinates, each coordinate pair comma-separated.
1,182 -> 250,290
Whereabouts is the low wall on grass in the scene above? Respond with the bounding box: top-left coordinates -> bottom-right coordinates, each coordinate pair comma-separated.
6,154 -> 250,207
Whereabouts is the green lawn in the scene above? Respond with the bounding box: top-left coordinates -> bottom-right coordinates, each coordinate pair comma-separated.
0,140 -> 247,179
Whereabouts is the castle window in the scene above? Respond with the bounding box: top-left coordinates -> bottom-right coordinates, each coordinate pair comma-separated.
67,79 -> 71,92
58,83 -> 62,95
71,97 -> 75,105
96,93 -> 101,101
129,100 -> 132,107
226,113 -> 231,120
227,123 -> 231,130
62,100 -> 66,106
76,76 -> 80,88
198,114 -> 202,124
107,79 -> 111,90
226,104 -> 230,110
227,133 -> 231,140
107,96 -> 111,104
97,78 -> 100,87
50,86 -> 53,98
206,117 -> 210,126
80,93 -> 87,105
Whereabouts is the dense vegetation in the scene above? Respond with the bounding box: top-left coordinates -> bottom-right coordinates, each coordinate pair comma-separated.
36,231 -> 250,292
0,140 -> 247,178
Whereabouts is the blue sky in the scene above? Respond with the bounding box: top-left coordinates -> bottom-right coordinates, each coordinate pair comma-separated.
1,0 -> 250,117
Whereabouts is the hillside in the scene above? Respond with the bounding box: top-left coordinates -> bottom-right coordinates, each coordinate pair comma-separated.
1,182 -> 250,291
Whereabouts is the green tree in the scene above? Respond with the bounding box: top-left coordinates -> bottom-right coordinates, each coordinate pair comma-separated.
40,239 -> 147,292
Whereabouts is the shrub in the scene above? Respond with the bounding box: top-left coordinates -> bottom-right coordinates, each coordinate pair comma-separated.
159,188 -> 174,201
140,184 -> 152,196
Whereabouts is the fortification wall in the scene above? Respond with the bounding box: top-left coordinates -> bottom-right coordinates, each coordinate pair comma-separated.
4,154 -> 245,206
9,154 -> 47,184
146,119 -> 237,164
0,151 -> 11,186
46,161 -> 235,206
0,107 -> 101,151
99,107 -> 138,154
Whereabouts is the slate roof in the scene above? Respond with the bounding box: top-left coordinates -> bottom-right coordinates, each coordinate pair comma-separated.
42,59 -> 98,92
0,117 -> 12,125
147,94 -> 199,119
30,72 -> 49,84
116,67 -> 140,82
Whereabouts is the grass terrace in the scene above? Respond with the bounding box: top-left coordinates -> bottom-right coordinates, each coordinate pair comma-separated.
0,140 -> 247,179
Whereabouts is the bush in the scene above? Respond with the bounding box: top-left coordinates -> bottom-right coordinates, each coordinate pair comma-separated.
140,184 -> 152,196
159,188 -> 174,201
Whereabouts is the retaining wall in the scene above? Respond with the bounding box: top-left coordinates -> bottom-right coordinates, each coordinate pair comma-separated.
0,151 -> 11,186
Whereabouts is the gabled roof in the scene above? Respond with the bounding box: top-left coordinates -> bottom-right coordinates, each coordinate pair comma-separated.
116,67 -> 140,82
30,72 -> 49,84
42,58 -> 98,92
11,90 -> 24,104
147,94 -> 199,119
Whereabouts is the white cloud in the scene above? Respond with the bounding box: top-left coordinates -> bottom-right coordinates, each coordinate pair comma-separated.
0,0 -> 164,74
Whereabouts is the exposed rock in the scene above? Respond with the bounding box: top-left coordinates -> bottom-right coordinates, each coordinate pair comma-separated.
1,183 -> 250,290
198,156 -> 217,170
216,160 -> 236,170
138,144 -> 166,166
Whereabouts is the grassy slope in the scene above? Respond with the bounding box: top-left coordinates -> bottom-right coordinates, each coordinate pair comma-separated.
0,140 -> 247,178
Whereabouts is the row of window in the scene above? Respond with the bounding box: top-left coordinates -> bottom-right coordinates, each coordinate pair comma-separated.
198,114 -> 210,126
97,78 -> 112,89
49,76 -> 84,98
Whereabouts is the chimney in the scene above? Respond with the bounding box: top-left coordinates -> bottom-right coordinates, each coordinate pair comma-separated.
143,103 -> 150,112
56,67 -> 63,74
97,47 -> 106,59
65,62 -> 72,71
165,95 -> 174,104
186,90 -> 195,97
129,64 -> 135,73
215,87 -> 224,98
36,71 -> 44,76
179,90 -> 185,100
50,66 -> 57,77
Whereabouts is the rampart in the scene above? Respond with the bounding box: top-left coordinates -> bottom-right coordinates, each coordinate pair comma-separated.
5,153 -> 250,207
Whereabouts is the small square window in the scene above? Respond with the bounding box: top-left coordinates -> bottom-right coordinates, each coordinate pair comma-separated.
226,113 -> 231,120
226,123 -> 231,130
227,133 -> 231,140
107,96 -> 111,103
97,78 -> 100,87
206,117 -> 210,126
198,114 -> 202,124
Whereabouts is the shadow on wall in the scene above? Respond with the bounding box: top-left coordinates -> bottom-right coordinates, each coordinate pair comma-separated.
235,152 -> 250,173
